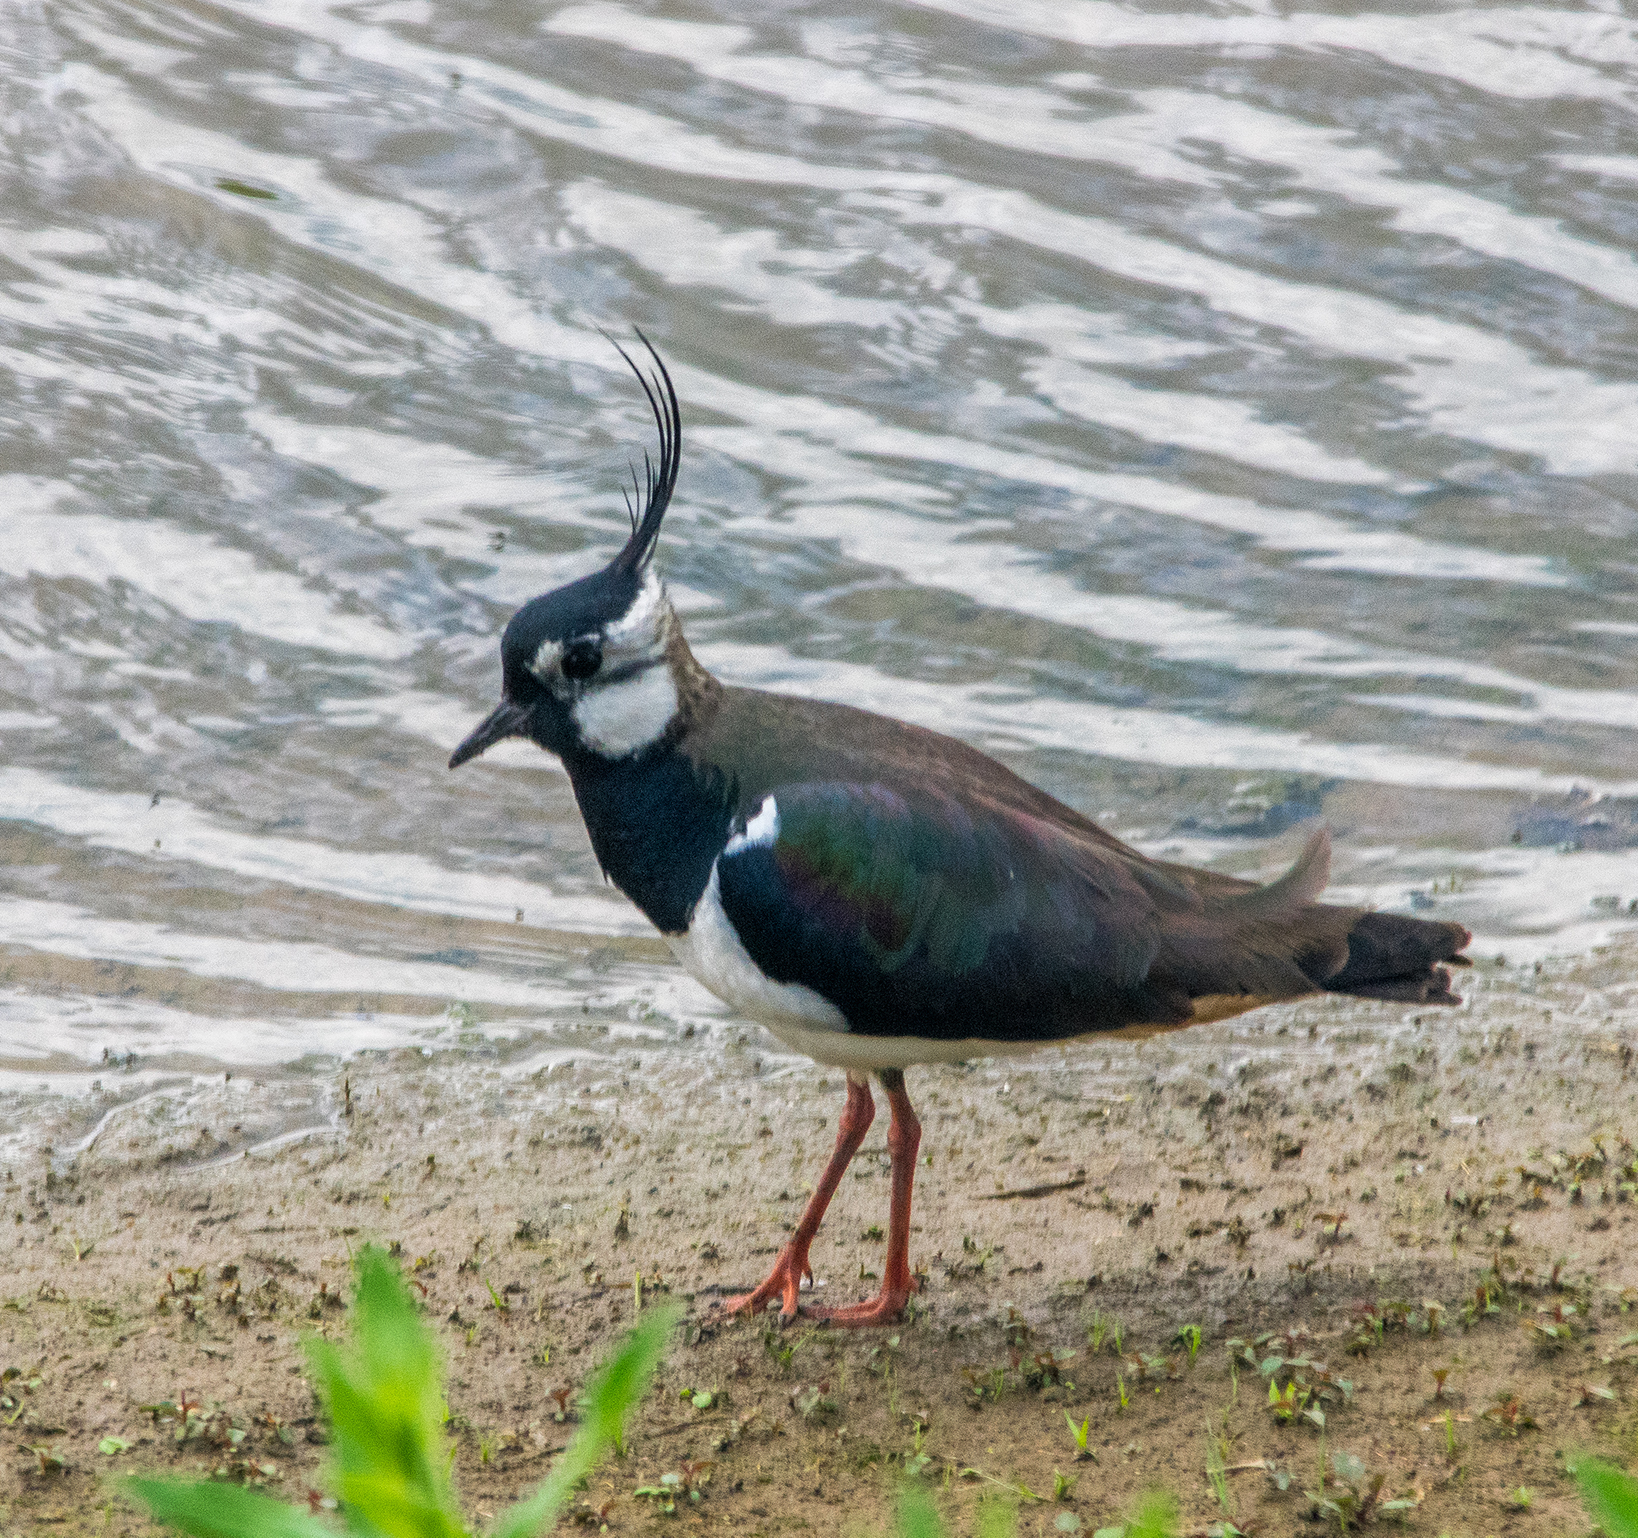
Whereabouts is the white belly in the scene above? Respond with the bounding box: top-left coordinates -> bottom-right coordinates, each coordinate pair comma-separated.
666,863 -> 1054,1071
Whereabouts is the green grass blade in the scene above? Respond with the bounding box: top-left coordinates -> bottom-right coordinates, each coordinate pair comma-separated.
975,1495 -> 1019,1538
1123,1490 -> 1178,1538
489,1303 -> 680,1538
896,1485 -> 946,1538
303,1246 -> 470,1538
1578,1459 -> 1638,1538
124,1478 -> 336,1538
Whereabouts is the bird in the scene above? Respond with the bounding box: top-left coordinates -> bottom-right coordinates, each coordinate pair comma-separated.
449,335 -> 1471,1328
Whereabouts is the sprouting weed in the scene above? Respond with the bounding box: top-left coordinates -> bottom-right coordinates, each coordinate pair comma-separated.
1173,1324 -> 1203,1364
1306,1450 -> 1423,1532
1064,1411 -> 1094,1461
1087,1311 -> 1110,1353
998,1305 -> 1034,1350
25,1444 -> 67,1475
902,1419 -> 935,1481
1525,1302 -> 1578,1349
869,1335 -> 902,1377
1125,1351 -> 1179,1384
1268,1377 -> 1318,1428
791,1382 -> 838,1423
1026,1348 -> 1077,1389
634,1459 -> 714,1515
961,1364 -> 1011,1407
126,1248 -> 677,1538
1205,1432 -> 1233,1518
1572,1382 -> 1617,1408
1481,1393 -> 1538,1435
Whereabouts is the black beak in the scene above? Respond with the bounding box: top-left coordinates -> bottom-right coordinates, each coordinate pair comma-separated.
449,700 -> 532,769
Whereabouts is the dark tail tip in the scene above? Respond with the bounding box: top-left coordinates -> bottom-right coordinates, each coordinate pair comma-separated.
1325,912 -> 1471,1005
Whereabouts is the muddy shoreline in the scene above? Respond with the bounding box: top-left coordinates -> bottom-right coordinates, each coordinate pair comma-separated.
4,942 -> 1637,1535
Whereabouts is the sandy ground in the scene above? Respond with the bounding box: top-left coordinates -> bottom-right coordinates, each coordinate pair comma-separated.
4,942 -> 1638,1537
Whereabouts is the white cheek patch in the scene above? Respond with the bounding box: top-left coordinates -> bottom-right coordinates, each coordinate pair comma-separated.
528,638 -> 563,682
571,664 -> 679,757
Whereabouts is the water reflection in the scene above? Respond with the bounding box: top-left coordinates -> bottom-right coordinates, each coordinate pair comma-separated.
4,0 -> 1638,1162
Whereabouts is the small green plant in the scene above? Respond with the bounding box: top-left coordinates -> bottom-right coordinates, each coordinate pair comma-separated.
1025,1348 -> 1077,1389
902,1417 -> 935,1480
961,1363 -> 1011,1407
869,1334 -> 902,1376
1480,1392 -> 1537,1435
1268,1376 -> 1317,1427
2,1364 -> 42,1425
125,1246 -> 677,1538
25,1443 -> 67,1475
635,1458 -> 713,1515
762,1322 -> 813,1375
1173,1324 -> 1202,1364
792,1381 -> 839,1422
1205,1433 -> 1232,1519
1087,1311 -> 1124,1356
1064,1410 -> 1094,1461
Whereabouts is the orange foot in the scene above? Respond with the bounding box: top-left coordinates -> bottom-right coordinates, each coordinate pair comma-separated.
720,1239 -> 814,1322
809,1279 -> 918,1328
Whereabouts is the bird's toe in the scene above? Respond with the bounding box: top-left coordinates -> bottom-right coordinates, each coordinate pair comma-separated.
809,1288 -> 911,1329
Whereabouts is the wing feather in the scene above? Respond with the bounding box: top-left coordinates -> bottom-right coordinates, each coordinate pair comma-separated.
715,782 -> 1185,1041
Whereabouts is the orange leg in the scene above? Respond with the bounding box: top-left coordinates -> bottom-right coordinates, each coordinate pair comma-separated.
723,1073 -> 875,1322
811,1068 -> 920,1327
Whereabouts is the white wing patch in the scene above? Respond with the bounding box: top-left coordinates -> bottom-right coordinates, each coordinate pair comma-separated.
571,664 -> 678,757
724,794 -> 779,856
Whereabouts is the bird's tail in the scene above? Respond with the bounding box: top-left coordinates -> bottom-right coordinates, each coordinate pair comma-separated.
1149,827 -> 1470,1010
1316,909 -> 1471,1004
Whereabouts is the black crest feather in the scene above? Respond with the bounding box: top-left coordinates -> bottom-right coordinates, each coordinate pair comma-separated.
607,330 -> 681,575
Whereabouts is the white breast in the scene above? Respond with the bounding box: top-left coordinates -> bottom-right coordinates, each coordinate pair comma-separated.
667,863 -> 848,1035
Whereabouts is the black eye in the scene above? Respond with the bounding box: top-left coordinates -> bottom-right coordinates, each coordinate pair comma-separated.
562,639 -> 603,681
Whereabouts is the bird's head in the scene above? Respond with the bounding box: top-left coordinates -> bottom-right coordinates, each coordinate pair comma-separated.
450,335 -> 693,770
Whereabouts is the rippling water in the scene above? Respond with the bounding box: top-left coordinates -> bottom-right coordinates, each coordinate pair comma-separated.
5,0 -> 1638,1164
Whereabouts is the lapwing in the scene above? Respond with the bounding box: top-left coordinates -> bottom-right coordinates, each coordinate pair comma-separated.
450,336 -> 1471,1327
